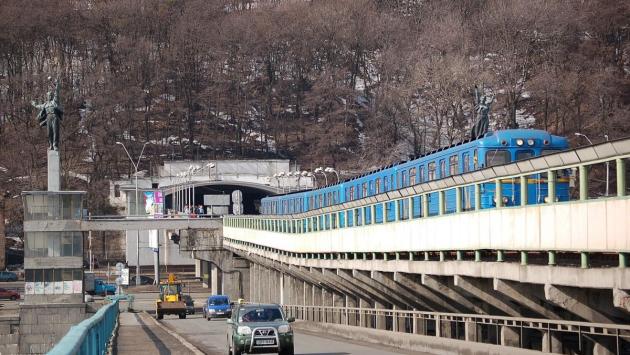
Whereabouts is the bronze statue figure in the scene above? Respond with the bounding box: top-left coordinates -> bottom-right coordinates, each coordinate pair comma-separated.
31,78 -> 63,150
470,85 -> 493,140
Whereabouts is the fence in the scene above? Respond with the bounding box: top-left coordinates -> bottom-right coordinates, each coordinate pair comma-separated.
47,299 -> 119,355
283,304 -> 630,354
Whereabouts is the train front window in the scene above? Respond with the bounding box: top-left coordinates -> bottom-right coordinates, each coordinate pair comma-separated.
517,150 -> 533,160
485,150 -> 510,167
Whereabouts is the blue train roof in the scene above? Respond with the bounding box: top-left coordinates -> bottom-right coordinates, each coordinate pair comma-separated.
264,129 -> 568,200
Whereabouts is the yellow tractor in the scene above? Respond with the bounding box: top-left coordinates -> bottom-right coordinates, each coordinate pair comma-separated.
155,273 -> 187,320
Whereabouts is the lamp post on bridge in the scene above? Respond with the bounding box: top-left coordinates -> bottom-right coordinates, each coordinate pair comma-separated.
116,141 -> 149,286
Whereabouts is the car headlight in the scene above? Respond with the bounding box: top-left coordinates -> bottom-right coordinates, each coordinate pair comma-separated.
527,139 -> 535,146
208,309 -> 216,313
237,326 -> 252,335
277,325 -> 291,334
516,138 -> 524,146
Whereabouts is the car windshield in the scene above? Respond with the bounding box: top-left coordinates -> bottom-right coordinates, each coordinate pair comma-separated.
209,298 -> 228,306
239,307 -> 284,323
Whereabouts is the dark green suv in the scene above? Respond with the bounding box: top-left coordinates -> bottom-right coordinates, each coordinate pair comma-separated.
227,303 -> 295,355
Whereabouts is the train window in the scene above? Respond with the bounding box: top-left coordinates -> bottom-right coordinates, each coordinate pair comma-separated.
319,194 -> 323,208
419,166 -> 425,183
463,154 -> 470,173
449,155 -> 458,175
517,150 -> 533,160
428,163 -> 436,180
409,168 -> 416,185
369,181 -> 374,194
486,150 -> 510,167
473,149 -> 478,169
440,160 -> 446,177
349,186 -> 355,201
362,182 -> 368,197
401,171 -> 407,187
328,192 -> 332,206
384,177 -> 389,191
375,178 -> 381,193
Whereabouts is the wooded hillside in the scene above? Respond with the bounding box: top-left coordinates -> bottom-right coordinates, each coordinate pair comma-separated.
1,0 -> 629,216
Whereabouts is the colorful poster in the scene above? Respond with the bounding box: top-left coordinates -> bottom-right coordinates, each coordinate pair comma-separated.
73,280 -> 82,294
53,282 -> 63,294
144,191 -> 155,214
63,281 -> 73,294
44,282 -> 53,294
25,282 -> 34,295
34,282 -> 44,295
155,191 -> 164,203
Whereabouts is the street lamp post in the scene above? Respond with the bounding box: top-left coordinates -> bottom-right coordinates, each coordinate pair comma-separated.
604,134 -> 609,196
116,141 -> 149,286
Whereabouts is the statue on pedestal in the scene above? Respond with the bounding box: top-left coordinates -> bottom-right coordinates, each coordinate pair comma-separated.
31,78 -> 63,150
470,84 -> 494,140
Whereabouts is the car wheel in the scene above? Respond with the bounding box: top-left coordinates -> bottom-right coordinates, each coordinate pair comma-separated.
9,296 -> 17,301
179,313 -> 186,319
156,312 -> 163,320
280,343 -> 295,355
231,340 -> 241,355
207,315 -> 211,321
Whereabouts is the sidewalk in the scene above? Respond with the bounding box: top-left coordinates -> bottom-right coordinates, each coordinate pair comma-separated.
115,312 -> 197,354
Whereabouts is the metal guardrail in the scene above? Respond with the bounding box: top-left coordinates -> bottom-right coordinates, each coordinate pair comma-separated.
47,299 -> 119,355
283,304 -> 630,354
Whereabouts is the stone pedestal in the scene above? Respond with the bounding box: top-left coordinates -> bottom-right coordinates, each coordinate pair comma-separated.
47,150 -> 60,191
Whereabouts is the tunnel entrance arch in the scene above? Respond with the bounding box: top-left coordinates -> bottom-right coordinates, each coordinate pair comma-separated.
164,181 -> 280,215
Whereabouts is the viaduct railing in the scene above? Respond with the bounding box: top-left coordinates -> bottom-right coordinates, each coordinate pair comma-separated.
224,138 -> 630,268
283,304 -> 630,354
47,299 -> 119,355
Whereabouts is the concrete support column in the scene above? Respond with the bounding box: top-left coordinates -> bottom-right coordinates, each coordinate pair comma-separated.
332,293 -> 344,324
392,305 -> 406,332
194,259 -> 201,278
495,179 -> 503,207
520,175 -> 528,206
500,326 -> 519,347
474,184 -> 481,210
579,165 -> 589,200
346,295 -> 357,326
279,273 -> 285,305
455,187 -> 462,213
210,263 -> 222,295
359,299 -> 372,328
422,195 -> 429,218
464,319 -> 478,342
617,158 -> 626,197
548,170 -> 556,203
394,200 -> 400,221
412,313 -> 426,335
375,302 -> 387,330
541,331 -> 562,353
438,191 -> 445,215
313,286 -> 323,322
323,289 -> 333,323
436,315 -> 451,338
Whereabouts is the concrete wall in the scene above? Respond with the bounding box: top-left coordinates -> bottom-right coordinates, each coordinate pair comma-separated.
18,303 -> 86,354
225,197 -> 630,253
0,316 -> 20,355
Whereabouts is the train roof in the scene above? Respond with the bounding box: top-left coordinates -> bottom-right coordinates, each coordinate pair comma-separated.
264,129 -> 565,200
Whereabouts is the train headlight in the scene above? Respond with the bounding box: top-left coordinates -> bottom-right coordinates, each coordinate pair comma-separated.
527,139 -> 535,146
516,139 -> 524,146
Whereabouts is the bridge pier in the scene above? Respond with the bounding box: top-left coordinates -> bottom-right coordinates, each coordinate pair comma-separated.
464,318 -> 478,342
541,331 -> 563,353
500,326 -> 520,347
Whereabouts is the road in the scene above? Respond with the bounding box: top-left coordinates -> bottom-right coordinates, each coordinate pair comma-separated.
160,312 -> 430,355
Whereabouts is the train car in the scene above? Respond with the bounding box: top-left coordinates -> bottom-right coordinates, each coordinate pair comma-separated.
260,129 -> 569,219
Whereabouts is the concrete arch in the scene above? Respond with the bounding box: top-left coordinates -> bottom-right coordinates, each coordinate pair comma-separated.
164,180 -> 282,215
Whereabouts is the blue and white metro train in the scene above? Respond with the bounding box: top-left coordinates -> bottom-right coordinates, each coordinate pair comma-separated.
261,129 -> 569,222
